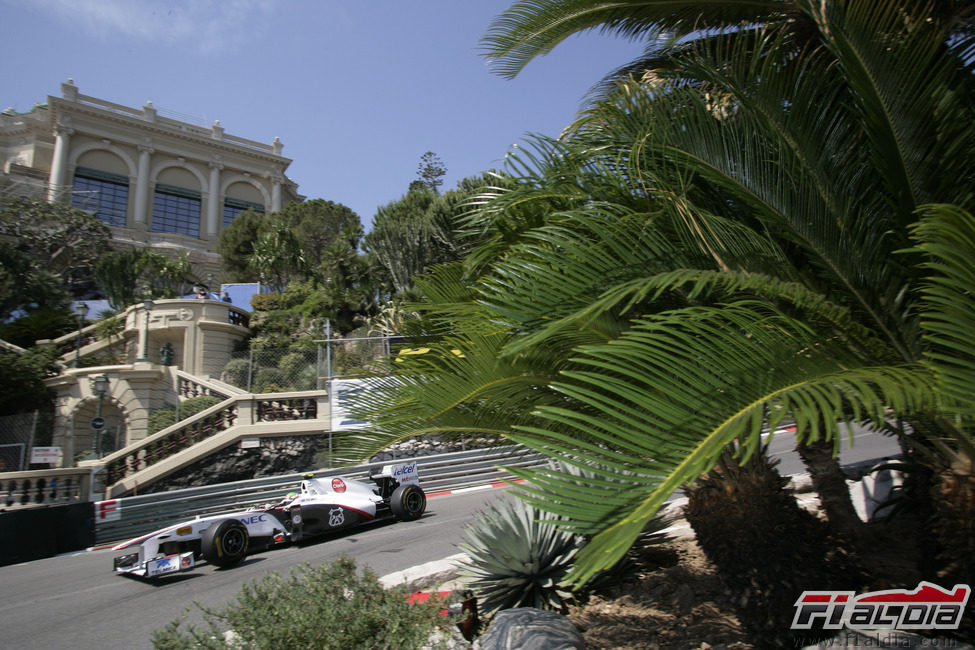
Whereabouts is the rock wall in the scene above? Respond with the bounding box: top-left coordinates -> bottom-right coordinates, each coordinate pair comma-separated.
148,436 -> 327,492
147,433 -> 503,493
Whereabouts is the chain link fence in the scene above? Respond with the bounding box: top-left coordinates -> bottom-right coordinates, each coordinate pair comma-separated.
218,335 -> 412,393
0,411 -> 53,471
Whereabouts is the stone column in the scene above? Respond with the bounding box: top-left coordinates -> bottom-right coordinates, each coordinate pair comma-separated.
47,123 -> 74,202
133,142 -> 154,226
271,173 -> 283,212
58,400 -> 75,468
207,161 -> 223,236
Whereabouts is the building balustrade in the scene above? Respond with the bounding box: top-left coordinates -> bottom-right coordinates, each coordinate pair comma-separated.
41,299 -> 250,369
98,389 -> 328,493
177,374 -> 232,400
0,468 -> 92,510
256,396 -> 318,421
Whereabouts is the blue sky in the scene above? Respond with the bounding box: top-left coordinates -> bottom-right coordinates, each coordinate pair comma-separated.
1,1 -> 644,231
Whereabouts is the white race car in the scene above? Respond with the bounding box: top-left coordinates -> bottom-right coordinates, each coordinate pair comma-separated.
111,461 -> 427,578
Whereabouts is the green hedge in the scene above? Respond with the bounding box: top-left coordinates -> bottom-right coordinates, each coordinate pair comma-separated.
152,556 -> 452,649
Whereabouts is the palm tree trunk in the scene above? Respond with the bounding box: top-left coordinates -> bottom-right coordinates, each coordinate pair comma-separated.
931,458 -> 975,640
684,449 -> 863,648
795,437 -> 870,544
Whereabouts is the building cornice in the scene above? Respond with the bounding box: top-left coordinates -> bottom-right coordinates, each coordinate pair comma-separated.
48,96 -> 291,168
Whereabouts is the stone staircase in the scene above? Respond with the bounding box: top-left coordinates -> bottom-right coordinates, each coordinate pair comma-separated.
98,371 -> 330,497
1,297 -> 332,503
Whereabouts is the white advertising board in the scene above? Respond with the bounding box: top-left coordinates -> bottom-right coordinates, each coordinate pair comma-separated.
330,378 -> 372,431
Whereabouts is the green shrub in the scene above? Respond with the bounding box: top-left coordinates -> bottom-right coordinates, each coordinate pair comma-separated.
279,351 -> 317,390
459,462 -> 665,617
147,397 -> 220,437
253,367 -> 287,393
291,364 -> 319,391
178,395 -> 221,419
151,556 -> 450,649
249,291 -> 284,312
147,408 -> 177,435
0,346 -> 57,416
278,351 -> 310,377
0,308 -> 76,348
94,315 -> 123,342
220,358 -> 251,389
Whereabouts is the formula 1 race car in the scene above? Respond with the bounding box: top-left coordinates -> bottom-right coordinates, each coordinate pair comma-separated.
111,461 -> 426,579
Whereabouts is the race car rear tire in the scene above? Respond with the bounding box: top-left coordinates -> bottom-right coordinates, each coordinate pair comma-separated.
201,519 -> 249,568
391,484 -> 426,521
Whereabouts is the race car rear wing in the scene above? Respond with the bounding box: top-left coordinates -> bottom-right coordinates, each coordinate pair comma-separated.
370,461 -> 419,498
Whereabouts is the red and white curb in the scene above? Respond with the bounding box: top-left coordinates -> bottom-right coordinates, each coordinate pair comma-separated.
426,479 -> 523,499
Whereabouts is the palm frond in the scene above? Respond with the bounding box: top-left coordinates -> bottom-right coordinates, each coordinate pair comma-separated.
481,0 -> 791,80
497,301 -> 936,585
571,22 -> 928,360
910,205 -> 975,429
807,0 -> 975,211
333,325 -> 564,463
509,268 -> 895,364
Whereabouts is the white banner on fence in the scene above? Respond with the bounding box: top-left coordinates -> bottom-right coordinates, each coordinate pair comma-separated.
30,446 -> 61,465
330,378 -> 374,431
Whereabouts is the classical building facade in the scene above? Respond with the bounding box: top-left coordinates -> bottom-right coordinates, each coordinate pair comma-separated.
0,79 -> 302,281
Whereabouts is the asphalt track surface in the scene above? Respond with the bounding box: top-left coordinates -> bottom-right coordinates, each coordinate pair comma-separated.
0,426 -> 899,649
0,487 -> 514,650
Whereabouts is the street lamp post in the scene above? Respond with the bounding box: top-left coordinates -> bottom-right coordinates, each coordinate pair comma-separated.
91,374 -> 108,457
138,296 -> 154,362
74,302 -> 89,368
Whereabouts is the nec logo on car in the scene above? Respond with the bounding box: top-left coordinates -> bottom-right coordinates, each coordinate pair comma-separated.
238,514 -> 268,525
393,463 -> 416,477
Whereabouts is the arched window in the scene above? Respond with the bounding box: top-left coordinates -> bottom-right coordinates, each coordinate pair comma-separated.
223,197 -> 264,228
152,183 -> 201,236
71,167 -> 129,227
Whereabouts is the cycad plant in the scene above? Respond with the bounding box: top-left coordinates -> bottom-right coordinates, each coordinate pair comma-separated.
340,0 -> 975,625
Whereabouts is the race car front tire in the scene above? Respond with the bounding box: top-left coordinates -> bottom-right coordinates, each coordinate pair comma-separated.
390,484 -> 426,521
201,519 -> 249,568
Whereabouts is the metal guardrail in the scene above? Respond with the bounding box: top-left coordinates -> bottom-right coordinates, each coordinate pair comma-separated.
93,445 -> 545,545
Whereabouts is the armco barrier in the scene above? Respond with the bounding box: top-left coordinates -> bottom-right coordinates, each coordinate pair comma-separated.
94,445 -> 545,545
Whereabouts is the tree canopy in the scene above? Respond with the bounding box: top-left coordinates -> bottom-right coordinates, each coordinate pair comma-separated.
94,249 -> 193,309
217,208 -> 267,282
0,198 -> 115,321
416,151 -> 447,195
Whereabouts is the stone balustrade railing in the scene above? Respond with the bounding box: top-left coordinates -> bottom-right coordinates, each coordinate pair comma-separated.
44,313 -> 122,366
256,394 -> 319,421
0,467 -> 94,510
0,387 -> 330,505
176,371 -> 239,400
101,390 -> 327,489
102,397 -> 240,486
